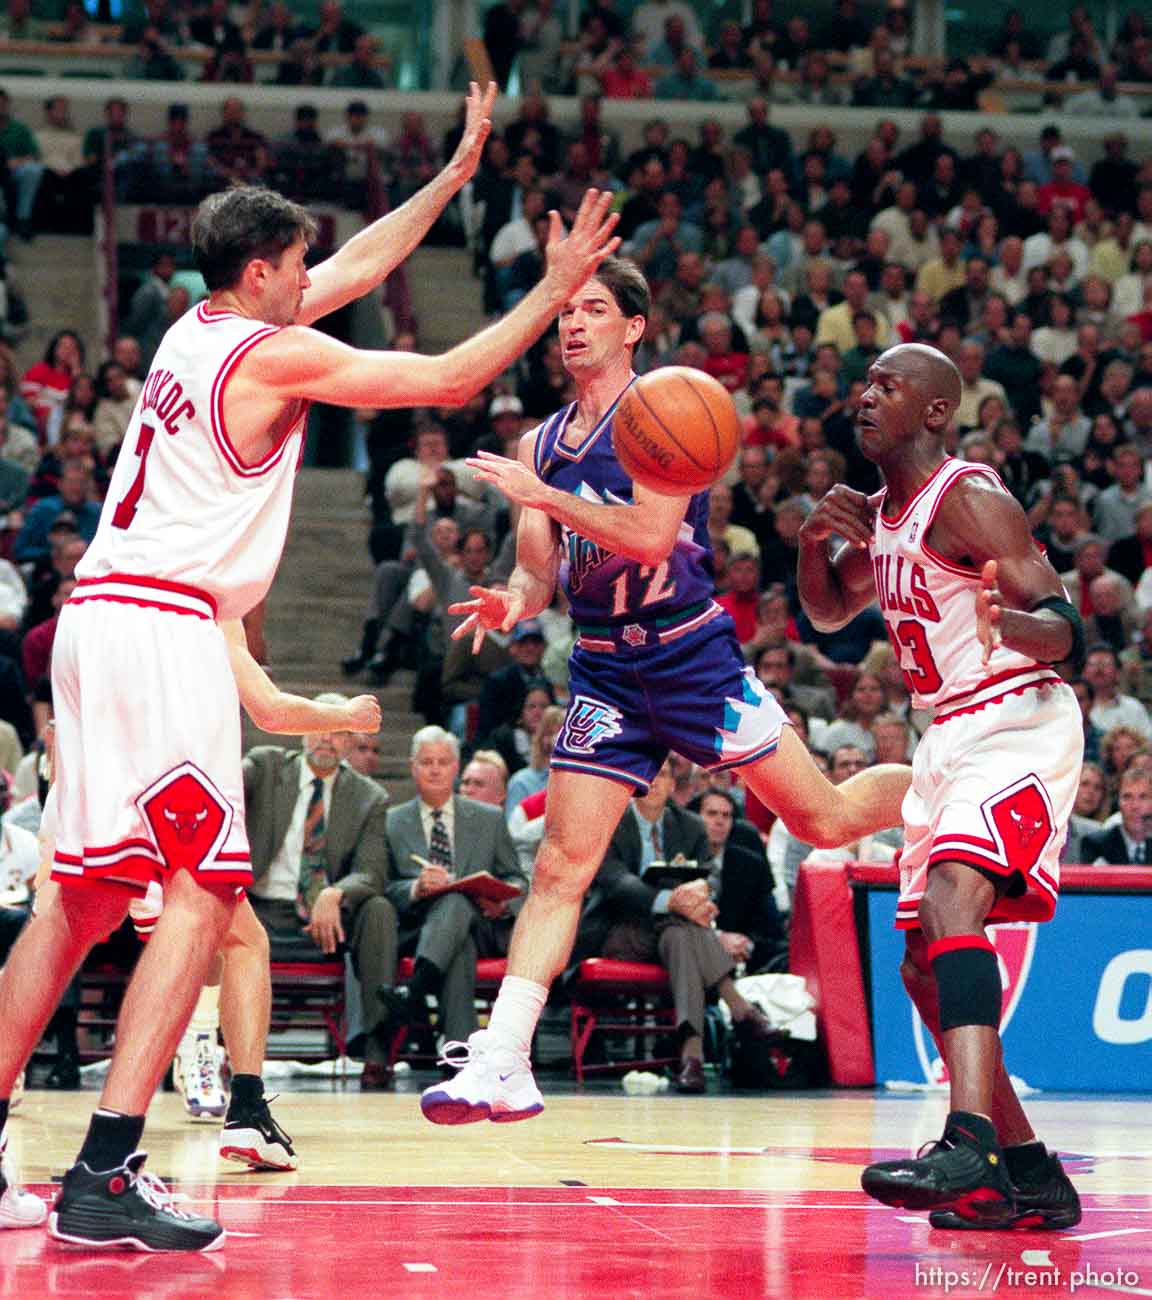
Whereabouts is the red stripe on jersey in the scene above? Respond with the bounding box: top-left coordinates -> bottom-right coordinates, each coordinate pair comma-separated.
208,326 -> 300,479
933,674 -> 1062,724
877,459 -> 952,530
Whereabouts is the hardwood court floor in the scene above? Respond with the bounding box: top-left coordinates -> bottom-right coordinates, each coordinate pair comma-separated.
4,1083 -> 1151,1300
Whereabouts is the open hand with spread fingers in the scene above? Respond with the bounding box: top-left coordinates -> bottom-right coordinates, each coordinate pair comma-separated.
448,585 -> 526,655
542,189 -> 622,302
464,450 -> 549,509
798,484 -> 878,550
975,558 -> 1004,665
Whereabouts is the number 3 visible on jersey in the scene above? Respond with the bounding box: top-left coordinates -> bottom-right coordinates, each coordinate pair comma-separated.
111,422 -> 156,530
894,619 -> 943,695
610,561 -> 677,618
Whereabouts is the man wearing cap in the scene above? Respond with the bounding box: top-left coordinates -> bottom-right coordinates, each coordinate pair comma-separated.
1038,147 -> 1091,223
477,618 -> 554,739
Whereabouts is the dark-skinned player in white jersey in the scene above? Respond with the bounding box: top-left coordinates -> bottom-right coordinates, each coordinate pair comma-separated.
798,342 -> 1084,1229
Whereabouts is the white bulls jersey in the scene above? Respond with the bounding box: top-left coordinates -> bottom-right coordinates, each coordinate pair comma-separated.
871,458 -> 1048,711
77,302 -> 307,620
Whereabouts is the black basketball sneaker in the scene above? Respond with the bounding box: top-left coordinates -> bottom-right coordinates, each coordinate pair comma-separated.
48,1152 -> 224,1252
861,1111 -> 1014,1224
219,1094 -> 298,1171
930,1148 -> 1081,1230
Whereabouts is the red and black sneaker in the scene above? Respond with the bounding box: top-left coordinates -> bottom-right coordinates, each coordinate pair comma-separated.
930,1149 -> 1081,1230
861,1111 -> 1013,1224
48,1151 -> 224,1252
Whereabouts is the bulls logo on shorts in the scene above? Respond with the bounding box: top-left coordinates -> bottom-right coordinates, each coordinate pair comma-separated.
983,776 -> 1055,874
137,762 -> 234,874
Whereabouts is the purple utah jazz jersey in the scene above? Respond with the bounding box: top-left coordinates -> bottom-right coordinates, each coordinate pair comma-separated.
532,394 -> 713,629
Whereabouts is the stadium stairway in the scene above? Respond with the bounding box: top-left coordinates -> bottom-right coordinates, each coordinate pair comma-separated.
246,466 -> 422,804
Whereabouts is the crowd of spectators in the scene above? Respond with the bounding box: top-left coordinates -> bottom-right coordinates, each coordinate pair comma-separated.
337,67 -> 1152,913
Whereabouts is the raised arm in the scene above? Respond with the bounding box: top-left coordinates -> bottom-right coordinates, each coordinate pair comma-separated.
797,485 -> 880,631
243,192 -> 620,411
929,475 -> 1077,665
297,82 -> 496,326
222,620 -> 382,735
464,446 -> 691,569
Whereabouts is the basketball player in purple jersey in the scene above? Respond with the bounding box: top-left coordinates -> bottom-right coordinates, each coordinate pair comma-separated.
419,257 -> 914,1124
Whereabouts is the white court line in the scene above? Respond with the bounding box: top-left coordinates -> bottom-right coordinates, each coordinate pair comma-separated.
588,1196 -> 621,1205
1068,1227 -> 1152,1241
206,1198 -> 1152,1212
403,1264 -> 438,1274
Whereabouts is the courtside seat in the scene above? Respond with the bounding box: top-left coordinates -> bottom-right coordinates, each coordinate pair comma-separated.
268,960 -> 347,1061
569,958 -> 677,1084
395,956 -> 507,989
389,957 -> 509,1065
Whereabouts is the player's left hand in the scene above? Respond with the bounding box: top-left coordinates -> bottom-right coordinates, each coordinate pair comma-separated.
447,81 -> 497,183
306,886 -> 345,954
975,558 -> 1004,665
466,451 -> 549,509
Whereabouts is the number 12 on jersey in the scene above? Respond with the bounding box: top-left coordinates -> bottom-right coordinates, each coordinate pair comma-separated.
610,561 -> 677,617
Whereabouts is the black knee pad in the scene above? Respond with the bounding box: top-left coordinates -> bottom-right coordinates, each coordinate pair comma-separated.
928,935 -> 1000,1031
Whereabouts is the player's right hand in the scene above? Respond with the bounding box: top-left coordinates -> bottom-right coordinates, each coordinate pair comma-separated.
345,694 -> 383,733
543,189 -> 621,302
414,863 -> 452,900
448,585 -> 526,654
799,484 -> 877,550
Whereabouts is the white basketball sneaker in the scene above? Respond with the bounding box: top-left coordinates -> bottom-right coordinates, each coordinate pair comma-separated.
177,1033 -> 228,1120
0,1136 -> 47,1229
420,1030 -> 544,1125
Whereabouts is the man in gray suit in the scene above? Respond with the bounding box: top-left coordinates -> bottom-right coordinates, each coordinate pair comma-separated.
244,694 -> 395,1088
382,725 -> 526,1045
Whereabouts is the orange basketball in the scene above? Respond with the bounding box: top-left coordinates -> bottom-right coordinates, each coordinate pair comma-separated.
613,367 -> 741,495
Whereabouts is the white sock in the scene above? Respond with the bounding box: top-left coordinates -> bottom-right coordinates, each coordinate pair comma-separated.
486,976 -> 548,1058
187,985 -> 220,1037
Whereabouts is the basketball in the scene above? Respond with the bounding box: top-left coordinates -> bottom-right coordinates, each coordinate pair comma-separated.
613,367 -> 741,495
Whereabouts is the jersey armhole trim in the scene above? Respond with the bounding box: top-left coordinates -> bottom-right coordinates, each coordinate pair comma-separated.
210,326 -> 299,479
919,463 -> 1006,576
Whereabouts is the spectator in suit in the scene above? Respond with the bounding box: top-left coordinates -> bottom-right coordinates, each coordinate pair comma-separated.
243,698 -> 395,1089
575,760 -> 776,1094
1082,767 -> 1152,864
691,787 -> 786,974
380,727 -> 526,1046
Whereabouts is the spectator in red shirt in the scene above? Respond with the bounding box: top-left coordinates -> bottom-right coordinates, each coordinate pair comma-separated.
1038,147 -> 1092,223
21,331 -> 84,441
698,311 -> 749,393
716,551 -> 761,645
599,42 -> 653,98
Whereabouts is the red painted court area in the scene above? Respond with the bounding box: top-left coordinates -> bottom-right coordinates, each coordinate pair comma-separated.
7,1184 -> 1152,1300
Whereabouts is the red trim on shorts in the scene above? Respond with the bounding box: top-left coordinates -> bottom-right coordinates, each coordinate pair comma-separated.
72,573 -> 218,620
934,665 -> 1051,713
927,847 -> 1015,877
209,325 -> 300,479
926,934 -> 995,961
216,852 -> 250,862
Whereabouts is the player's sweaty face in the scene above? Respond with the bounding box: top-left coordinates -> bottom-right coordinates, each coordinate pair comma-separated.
265,236 -> 311,326
856,364 -> 925,459
559,283 -> 628,374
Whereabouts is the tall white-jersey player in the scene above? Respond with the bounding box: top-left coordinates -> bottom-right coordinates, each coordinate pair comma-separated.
798,343 -> 1084,1231
0,80 -> 623,1254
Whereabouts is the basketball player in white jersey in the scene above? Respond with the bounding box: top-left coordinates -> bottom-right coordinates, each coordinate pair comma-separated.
799,343 -> 1084,1230
0,79 -> 622,1250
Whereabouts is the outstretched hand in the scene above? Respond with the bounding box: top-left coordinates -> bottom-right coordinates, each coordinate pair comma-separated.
543,189 -> 621,302
447,81 -> 497,183
448,585 -> 526,654
975,558 -> 1004,665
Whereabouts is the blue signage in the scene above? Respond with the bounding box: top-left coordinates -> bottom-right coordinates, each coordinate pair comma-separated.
866,892 -> 1152,1092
